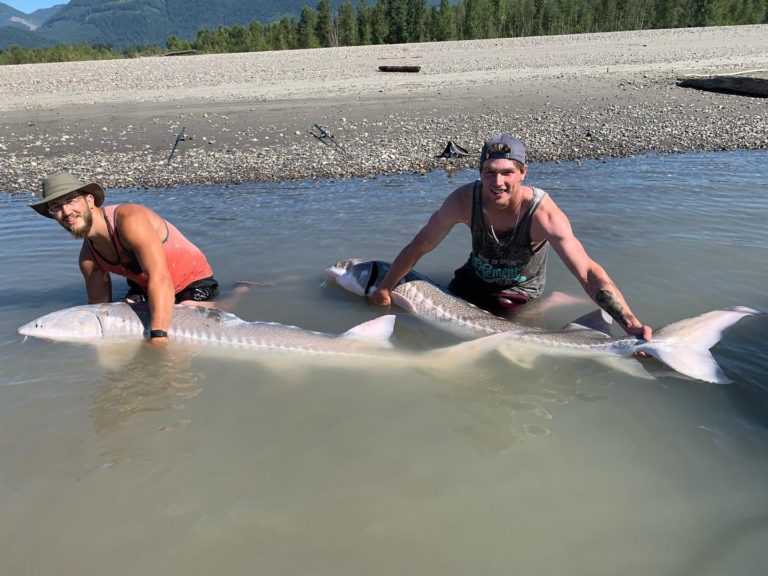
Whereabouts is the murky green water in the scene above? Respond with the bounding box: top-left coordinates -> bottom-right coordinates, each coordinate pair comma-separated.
1,150 -> 767,575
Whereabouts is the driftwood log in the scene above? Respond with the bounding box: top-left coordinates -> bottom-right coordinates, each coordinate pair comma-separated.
378,65 -> 421,73
162,50 -> 199,57
677,71 -> 768,98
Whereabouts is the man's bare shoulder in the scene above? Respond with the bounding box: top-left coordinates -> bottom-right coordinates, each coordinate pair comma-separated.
531,192 -> 572,238
115,202 -> 158,219
115,203 -> 165,230
114,203 -> 165,246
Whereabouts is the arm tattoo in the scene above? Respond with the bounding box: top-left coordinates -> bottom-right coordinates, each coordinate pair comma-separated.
594,290 -> 630,329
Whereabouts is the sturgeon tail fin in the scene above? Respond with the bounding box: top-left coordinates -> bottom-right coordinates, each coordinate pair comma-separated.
639,306 -> 762,384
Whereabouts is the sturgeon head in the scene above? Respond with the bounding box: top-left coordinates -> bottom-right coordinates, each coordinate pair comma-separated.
326,259 -> 438,296
19,305 -> 109,340
18,303 -> 150,341
326,259 -> 387,296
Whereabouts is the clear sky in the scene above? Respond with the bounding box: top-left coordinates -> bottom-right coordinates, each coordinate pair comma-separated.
4,0 -> 64,13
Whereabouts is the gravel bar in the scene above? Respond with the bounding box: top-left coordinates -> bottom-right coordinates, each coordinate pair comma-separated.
1,25 -> 766,193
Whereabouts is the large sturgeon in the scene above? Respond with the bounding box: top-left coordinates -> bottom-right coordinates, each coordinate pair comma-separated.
326,259 -> 762,384
18,302 -> 399,357
17,301 -> 511,365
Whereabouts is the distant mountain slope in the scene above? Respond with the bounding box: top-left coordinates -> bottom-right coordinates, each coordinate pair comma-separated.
0,2 -> 35,29
36,0 -> 352,47
0,1 -> 63,41
30,4 -> 66,24
0,25 -> 56,49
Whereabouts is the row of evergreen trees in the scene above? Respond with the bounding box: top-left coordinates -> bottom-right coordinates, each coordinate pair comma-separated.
184,0 -> 767,52
0,43 -> 159,65
2,0 -> 766,65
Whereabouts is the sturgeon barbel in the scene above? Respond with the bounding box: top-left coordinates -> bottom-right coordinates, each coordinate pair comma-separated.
326,259 -> 762,384
17,301 -> 512,364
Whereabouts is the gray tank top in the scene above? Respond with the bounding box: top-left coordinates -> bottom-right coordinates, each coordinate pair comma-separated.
458,180 -> 549,299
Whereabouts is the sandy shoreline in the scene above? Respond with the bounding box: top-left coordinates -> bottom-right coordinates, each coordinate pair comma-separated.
1,25 -> 766,193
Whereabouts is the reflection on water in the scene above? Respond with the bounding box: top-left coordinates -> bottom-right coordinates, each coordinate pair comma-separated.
89,346 -> 202,436
1,150 -> 767,575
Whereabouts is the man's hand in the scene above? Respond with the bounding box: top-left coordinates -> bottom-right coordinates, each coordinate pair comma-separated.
627,324 -> 653,358
370,287 -> 392,307
626,324 -> 653,341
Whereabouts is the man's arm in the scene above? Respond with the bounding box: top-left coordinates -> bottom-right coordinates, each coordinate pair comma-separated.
371,185 -> 471,306
79,243 -> 112,303
117,206 -> 175,342
533,198 -> 652,340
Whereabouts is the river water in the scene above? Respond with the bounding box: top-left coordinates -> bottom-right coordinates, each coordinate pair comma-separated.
1,150 -> 767,575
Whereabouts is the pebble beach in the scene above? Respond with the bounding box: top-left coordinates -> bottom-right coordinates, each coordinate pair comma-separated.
1,24 -> 766,193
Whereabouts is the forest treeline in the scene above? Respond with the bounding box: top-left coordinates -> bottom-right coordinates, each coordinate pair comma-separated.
2,0 -> 766,65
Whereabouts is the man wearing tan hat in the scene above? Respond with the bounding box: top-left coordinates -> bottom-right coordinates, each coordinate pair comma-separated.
371,134 -> 652,343
31,171 -> 219,344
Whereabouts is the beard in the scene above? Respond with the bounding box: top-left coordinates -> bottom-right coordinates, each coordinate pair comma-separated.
61,207 -> 93,239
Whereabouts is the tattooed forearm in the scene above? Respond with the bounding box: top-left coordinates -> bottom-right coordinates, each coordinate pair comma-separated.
594,290 -> 630,329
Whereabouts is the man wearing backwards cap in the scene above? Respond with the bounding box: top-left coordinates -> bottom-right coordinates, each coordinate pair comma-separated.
30,171 -> 219,344
372,134 -> 652,342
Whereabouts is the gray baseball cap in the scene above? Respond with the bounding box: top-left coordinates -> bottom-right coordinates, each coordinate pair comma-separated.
479,134 -> 526,167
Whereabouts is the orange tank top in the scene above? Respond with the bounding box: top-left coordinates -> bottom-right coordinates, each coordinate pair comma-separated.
86,205 -> 213,293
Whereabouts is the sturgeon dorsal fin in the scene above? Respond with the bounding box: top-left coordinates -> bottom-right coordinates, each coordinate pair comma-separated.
341,314 -> 396,343
564,309 -> 613,337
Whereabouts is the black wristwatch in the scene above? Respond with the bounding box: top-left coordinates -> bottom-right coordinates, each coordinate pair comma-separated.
149,329 -> 169,339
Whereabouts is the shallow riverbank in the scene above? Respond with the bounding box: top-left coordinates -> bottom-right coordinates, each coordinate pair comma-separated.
1,25 -> 766,193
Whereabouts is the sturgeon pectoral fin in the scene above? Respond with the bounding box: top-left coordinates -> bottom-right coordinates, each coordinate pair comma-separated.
390,292 -> 416,313
493,342 -> 539,369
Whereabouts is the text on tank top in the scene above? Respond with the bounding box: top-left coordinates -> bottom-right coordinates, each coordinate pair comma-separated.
461,181 -> 550,297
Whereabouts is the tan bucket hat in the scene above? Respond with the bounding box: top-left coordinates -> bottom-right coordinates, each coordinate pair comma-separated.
30,172 -> 105,218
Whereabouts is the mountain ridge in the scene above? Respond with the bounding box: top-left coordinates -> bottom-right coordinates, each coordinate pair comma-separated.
0,2 -> 64,29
